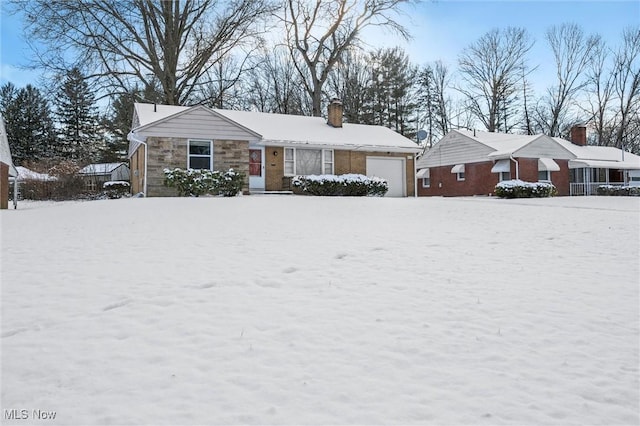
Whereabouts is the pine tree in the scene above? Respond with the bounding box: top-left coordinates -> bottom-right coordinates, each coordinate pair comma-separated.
0,83 -> 57,165
55,68 -> 101,162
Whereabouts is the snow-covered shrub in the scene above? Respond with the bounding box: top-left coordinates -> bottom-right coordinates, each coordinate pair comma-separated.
596,185 -> 640,196
495,180 -> 557,198
103,181 -> 130,199
163,168 -> 244,197
292,174 -> 389,196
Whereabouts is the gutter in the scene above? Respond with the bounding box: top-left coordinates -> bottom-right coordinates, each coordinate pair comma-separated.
510,154 -> 519,180
127,132 -> 148,197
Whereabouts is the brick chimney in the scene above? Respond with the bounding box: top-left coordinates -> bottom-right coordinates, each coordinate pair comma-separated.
570,125 -> 587,146
327,98 -> 343,128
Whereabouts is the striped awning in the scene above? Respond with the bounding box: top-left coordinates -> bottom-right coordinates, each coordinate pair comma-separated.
538,158 -> 560,172
491,159 -> 510,173
416,168 -> 430,178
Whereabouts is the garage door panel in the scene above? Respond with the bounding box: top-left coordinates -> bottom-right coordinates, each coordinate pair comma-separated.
366,157 -> 405,197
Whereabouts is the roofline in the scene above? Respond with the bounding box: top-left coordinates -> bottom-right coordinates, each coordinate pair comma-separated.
132,104 -> 263,139
258,140 -> 420,153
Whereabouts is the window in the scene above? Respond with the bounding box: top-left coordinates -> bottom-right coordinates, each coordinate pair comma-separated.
422,177 -> 430,188
188,140 -> 212,170
284,148 -> 334,175
451,164 -> 465,181
500,171 -> 511,181
538,170 -> 550,181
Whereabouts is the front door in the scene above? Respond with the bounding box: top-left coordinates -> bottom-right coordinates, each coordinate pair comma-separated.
249,147 -> 265,192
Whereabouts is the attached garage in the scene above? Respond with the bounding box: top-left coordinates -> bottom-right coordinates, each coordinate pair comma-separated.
366,156 -> 406,197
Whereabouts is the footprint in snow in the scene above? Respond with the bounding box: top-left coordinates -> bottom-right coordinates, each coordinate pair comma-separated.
102,299 -> 132,311
282,267 -> 298,274
1,327 -> 29,338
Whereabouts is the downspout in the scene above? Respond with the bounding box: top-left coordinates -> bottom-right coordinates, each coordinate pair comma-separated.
509,154 -> 519,180
414,153 -> 417,198
127,132 -> 148,197
13,176 -> 17,209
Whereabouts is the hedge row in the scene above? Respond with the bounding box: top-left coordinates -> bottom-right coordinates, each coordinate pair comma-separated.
291,174 -> 388,196
596,185 -> 640,196
495,180 -> 557,198
163,168 -> 245,197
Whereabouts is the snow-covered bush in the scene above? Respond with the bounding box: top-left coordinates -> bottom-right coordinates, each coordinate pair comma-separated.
596,185 -> 640,196
103,181 -> 130,199
163,168 -> 244,197
495,180 -> 557,198
292,174 -> 388,196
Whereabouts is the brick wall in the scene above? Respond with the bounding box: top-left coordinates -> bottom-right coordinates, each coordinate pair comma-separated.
265,147 -> 416,196
214,140 -> 250,194
417,157 -> 573,197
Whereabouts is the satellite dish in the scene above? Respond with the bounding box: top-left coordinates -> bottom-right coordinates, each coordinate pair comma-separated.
417,130 -> 428,141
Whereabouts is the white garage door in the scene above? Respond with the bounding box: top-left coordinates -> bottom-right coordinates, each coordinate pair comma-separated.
366,157 -> 406,197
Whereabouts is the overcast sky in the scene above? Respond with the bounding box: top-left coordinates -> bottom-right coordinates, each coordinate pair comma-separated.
1,0 -> 638,94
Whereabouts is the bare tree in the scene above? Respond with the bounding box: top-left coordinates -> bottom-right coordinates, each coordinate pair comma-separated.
281,0 -> 411,117
16,0 -> 274,105
327,48 -> 372,123
244,47 -> 310,115
417,61 -> 451,145
611,27 -> 640,151
457,27 -> 533,132
533,23 -> 600,136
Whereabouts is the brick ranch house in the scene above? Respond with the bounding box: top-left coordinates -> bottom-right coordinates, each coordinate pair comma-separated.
416,126 -> 640,197
128,101 -> 421,197
0,115 -> 18,209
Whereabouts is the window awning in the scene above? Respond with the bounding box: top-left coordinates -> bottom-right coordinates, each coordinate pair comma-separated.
538,157 -> 560,172
569,159 -> 640,170
491,159 -> 510,173
416,168 -> 430,178
451,164 -> 465,174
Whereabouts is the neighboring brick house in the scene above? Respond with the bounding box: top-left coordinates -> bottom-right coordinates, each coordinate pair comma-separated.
0,115 -> 18,209
416,127 -> 640,197
128,101 -> 421,197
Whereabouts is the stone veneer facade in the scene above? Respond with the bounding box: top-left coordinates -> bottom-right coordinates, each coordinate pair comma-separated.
140,137 -> 249,197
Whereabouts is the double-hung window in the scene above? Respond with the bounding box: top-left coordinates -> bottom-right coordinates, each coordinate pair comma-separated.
284,148 -> 334,175
538,170 -> 550,181
188,140 -> 212,170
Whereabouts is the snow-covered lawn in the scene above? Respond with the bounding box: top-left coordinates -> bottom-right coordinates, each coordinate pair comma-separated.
1,196 -> 639,425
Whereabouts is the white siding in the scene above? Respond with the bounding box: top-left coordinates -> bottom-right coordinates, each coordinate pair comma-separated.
138,108 -> 259,142
514,136 -> 576,160
417,131 -> 494,168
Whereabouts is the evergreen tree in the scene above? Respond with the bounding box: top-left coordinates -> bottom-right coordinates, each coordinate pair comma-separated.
366,47 -> 418,138
55,68 -> 101,162
0,83 -> 57,165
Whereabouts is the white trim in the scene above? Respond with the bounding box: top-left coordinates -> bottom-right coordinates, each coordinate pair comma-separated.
538,170 -> 551,182
187,139 -> 213,170
421,177 -> 430,188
